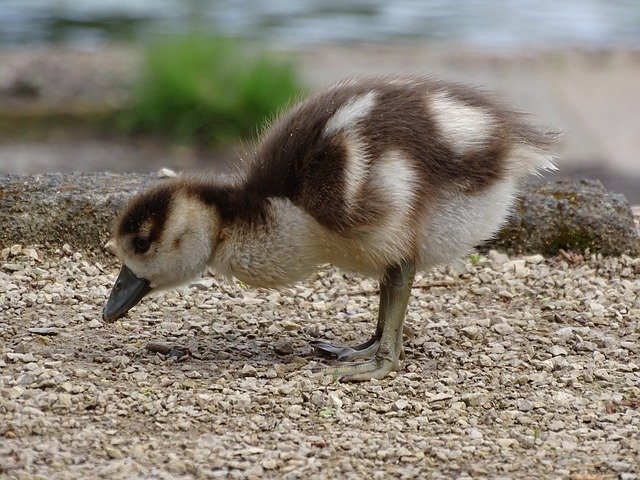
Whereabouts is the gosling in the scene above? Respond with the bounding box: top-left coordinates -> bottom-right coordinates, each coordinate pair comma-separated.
103,75 -> 556,381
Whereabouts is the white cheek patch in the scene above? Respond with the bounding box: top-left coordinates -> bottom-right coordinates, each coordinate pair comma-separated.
324,91 -> 377,136
428,91 -> 494,156
158,196 -> 212,283
163,197 -> 187,241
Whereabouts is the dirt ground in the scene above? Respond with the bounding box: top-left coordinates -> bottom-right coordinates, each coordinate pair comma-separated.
1,245 -> 639,479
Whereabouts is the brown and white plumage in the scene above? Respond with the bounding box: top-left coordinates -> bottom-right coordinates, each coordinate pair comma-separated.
103,75 -> 556,381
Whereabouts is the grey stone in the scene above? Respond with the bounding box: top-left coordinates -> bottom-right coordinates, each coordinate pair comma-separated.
487,179 -> 640,256
461,326 -> 482,340
273,340 -> 295,356
2,245 -> 640,478
548,345 -> 568,356
6,352 -> 36,362
241,364 -> 257,377
461,392 -> 490,407
492,323 -> 514,335
86,319 -> 102,329
27,327 -> 59,336
487,250 -> 510,265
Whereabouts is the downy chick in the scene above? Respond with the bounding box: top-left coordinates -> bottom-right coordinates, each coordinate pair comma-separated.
103,75 -> 556,381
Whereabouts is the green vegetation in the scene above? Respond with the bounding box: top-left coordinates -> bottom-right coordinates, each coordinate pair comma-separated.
469,252 -> 482,266
121,35 -> 303,145
548,227 -> 595,253
532,426 -> 541,443
318,407 -> 336,418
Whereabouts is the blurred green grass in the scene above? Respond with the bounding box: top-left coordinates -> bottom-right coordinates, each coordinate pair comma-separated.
120,35 -> 304,145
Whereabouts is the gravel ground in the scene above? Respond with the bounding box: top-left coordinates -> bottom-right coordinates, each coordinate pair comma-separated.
1,245 -> 639,479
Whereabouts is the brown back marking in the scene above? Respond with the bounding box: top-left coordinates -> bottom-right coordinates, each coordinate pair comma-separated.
246,76 -> 537,231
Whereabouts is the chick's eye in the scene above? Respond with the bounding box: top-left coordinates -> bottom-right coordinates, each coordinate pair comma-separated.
133,237 -> 151,253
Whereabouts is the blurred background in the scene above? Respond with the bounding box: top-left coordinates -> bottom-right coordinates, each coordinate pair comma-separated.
0,0 -> 639,201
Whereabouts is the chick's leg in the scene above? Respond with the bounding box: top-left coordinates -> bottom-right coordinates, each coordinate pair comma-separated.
323,259 -> 415,381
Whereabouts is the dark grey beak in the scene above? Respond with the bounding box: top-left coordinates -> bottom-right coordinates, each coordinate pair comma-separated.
102,265 -> 152,323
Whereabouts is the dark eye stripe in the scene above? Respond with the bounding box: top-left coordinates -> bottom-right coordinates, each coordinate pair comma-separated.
117,187 -> 172,242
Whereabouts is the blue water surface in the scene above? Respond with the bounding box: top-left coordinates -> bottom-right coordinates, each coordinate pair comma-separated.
0,0 -> 639,48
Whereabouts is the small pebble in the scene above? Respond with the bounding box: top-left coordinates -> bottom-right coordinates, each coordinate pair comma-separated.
273,340 -> 295,356
549,345 -> 567,356
157,167 -> 178,178
87,319 -> 103,328
27,327 -> 59,336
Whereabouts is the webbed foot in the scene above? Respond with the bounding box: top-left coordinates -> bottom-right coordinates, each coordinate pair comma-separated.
310,336 -> 379,361
311,324 -> 415,362
325,355 -> 399,382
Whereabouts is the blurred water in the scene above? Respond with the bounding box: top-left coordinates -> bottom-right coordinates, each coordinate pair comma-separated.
1,0 -> 639,49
